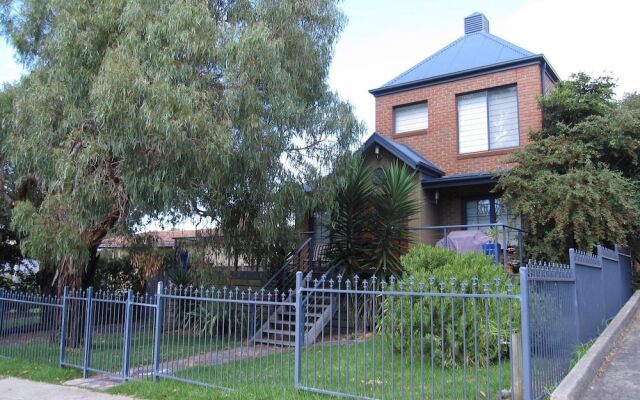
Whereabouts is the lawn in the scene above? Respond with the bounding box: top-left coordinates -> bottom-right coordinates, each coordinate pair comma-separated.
0,330 -> 238,375
0,357 -> 81,384
118,336 -> 512,400
1,334 -> 513,399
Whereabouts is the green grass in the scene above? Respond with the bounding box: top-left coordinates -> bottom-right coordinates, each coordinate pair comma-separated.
2,334 -> 511,400
570,339 -> 595,368
112,337 -> 510,400
0,331 -> 238,373
0,357 -> 81,384
109,380 -> 325,400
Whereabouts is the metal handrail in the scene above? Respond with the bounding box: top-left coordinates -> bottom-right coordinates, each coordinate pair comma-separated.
407,223 -> 525,233
260,237 -> 312,292
303,260 -> 346,289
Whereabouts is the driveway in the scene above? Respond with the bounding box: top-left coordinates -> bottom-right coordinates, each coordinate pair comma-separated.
0,377 -> 135,400
582,308 -> 640,400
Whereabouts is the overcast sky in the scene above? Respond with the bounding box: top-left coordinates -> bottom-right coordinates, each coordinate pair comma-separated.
2,0 -> 638,132
328,0 -> 640,132
1,0 -> 637,230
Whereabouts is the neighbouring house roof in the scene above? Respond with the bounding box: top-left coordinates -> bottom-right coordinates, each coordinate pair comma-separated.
370,13 -> 558,96
100,229 -> 211,249
421,172 -> 498,189
360,132 -> 444,177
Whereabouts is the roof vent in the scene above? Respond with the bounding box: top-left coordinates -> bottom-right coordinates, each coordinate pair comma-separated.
464,12 -> 489,34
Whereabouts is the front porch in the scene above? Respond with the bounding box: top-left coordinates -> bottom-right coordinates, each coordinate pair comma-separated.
408,223 -> 524,273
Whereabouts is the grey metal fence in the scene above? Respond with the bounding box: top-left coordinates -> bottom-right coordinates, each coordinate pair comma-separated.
0,290 -> 61,365
525,245 -> 635,400
0,243 -> 635,400
297,273 -> 522,400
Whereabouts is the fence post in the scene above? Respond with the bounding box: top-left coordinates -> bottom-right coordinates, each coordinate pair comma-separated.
518,230 -> 524,269
0,288 -> 4,333
82,287 -> 94,379
59,287 -> 69,366
122,289 -> 133,380
519,268 -> 532,400
502,226 -> 508,272
569,249 -> 580,344
152,281 -> 164,381
294,271 -> 303,389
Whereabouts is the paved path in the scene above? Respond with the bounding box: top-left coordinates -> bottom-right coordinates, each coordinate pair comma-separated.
0,377 -> 135,400
582,307 -> 640,400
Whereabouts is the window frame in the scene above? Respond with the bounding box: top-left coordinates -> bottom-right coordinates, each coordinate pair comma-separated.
393,101 -> 429,136
461,195 -> 520,227
456,84 -> 520,154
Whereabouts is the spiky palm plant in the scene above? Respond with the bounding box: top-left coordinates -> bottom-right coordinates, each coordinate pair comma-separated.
370,162 -> 418,275
328,158 -> 374,275
328,159 -> 418,277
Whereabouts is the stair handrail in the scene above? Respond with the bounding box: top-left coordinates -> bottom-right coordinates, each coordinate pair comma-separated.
260,237 -> 312,292
301,260 -> 346,309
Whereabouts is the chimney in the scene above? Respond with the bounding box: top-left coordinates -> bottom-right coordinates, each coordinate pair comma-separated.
464,12 -> 489,34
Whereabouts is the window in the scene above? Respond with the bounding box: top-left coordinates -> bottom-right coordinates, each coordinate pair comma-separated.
372,167 -> 386,186
394,102 -> 428,134
464,197 -> 522,241
457,86 -> 519,154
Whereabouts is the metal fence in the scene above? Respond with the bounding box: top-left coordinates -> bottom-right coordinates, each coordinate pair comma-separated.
0,244 -> 634,400
297,273 -> 522,400
525,245 -> 635,399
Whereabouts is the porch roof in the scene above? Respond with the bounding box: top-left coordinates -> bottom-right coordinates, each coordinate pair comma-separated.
421,172 -> 498,189
360,132 -> 445,177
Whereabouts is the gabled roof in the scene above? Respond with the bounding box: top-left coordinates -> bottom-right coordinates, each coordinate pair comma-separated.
360,132 -> 444,177
370,13 -> 558,96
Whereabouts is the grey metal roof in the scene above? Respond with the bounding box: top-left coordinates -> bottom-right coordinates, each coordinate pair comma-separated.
361,132 -> 444,177
370,13 -> 557,96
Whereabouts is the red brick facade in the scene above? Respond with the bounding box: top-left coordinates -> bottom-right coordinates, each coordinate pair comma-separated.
374,64 -> 544,176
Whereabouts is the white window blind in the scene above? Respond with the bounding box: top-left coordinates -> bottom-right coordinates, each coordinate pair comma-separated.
458,92 -> 488,153
488,86 -> 519,149
394,102 -> 428,134
458,86 -> 519,154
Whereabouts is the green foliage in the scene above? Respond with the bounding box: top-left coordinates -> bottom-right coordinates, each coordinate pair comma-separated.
182,299 -> 248,337
92,256 -> 145,293
497,73 -> 640,261
370,161 -> 420,275
570,339 -> 594,368
327,158 -> 373,272
0,0 -> 362,289
384,245 -> 515,367
328,159 -> 418,276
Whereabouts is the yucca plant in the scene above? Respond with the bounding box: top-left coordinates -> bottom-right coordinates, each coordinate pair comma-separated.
370,162 -> 419,275
328,159 -> 418,277
328,158 -> 374,275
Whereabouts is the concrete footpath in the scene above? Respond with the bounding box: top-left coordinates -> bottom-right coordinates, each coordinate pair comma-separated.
582,307 -> 640,400
0,377 -> 135,400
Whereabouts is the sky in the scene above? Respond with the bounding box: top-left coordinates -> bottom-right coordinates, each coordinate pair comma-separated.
1,0 -> 638,230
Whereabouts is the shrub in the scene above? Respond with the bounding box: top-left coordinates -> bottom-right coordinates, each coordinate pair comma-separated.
383,245 -> 517,367
92,256 -> 146,293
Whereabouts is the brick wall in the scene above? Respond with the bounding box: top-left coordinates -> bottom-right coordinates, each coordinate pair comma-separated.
374,64 -> 543,176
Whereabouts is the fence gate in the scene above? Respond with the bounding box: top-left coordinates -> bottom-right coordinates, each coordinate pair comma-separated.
60,288 -> 157,380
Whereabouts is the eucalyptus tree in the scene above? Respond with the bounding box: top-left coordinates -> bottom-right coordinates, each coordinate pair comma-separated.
0,0 -> 361,292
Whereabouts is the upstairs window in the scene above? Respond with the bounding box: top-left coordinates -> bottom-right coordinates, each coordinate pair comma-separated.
394,102 -> 428,134
457,86 -> 519,154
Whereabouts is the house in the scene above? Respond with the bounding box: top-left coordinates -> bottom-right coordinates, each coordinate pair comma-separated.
358,12 -> 558,245
100,228 -> 267,272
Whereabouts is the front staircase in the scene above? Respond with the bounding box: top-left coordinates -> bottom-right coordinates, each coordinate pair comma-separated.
252,239 -> 342,347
